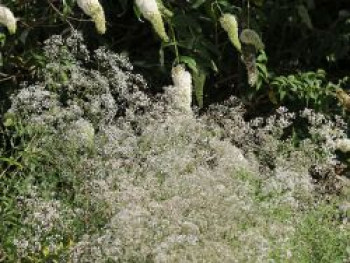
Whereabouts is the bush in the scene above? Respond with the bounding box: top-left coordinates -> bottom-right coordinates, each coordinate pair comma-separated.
0,0 -> 348,112
1,33 -> 349,262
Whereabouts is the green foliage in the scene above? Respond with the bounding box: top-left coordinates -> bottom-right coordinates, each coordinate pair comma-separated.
269,69 -> 339,111
1,31 -> 349,261
290,204 -> 350,262
0,0 -> 348,113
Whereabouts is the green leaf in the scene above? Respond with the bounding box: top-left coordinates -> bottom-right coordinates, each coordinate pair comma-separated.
298,5 -> 313,29
0,157 -> 22,169
179,56 -> 198,74
191,0 -> 207,9
193,68 -> 206,108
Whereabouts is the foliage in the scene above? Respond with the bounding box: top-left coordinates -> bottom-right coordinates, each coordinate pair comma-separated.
0,1 -> 349,261
269,69 -> 341,111
0,0 -> 348,112
0,34 -> 349,261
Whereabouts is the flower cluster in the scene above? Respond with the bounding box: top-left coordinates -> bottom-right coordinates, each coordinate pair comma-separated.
164,64 -> 193,113
220,14 -> 241,53
135,0 -> 169,42
77,0 -> 106,34
0,5 -> 16,34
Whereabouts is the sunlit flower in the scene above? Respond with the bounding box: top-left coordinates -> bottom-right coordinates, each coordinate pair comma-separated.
135,0 -> 169,42
0,5 -> 17,34
336,138 -> 350,153
171,64 -> 192,112
220,14 -> 241,53
77,0 -> 106,34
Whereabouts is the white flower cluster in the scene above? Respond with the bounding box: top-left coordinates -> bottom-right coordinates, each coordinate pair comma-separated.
135,0 -> 169,42
168,64 -> 192,113
77,0 -> 106,34
220,13 -> 241,53
0,5 -> 17,34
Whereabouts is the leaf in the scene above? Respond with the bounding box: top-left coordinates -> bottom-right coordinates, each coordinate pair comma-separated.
159,45 -> 165,69
298,5 -> 313,29
250,0 -> 264,7
179,56 -> 198,74
193,68 -> 206,108
268,89 -> 278,105
43,246 -> 50,257
0,157 -> 22,169
191,0 -> 207,9
172,14 -> 202,34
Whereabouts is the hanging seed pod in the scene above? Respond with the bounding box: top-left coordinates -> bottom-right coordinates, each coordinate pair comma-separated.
242,45 -> 258,86
0,5 -> 17,34
135,0 -> 169,42
219,14 -> 241,53
77,0 -> 106,34
240,29 -> 264,51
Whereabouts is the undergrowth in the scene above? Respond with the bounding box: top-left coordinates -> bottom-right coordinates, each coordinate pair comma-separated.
0,32 -> 349,263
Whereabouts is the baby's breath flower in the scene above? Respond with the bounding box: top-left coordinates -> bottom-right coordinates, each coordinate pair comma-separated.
219,14 -> 241,53
0,5 -> 17,34
135,0 -> 169,42
77,0 -> 106,34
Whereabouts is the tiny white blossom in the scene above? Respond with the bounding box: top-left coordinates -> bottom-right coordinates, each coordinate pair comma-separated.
77,0 -> 106,34
0,5 -> 17,34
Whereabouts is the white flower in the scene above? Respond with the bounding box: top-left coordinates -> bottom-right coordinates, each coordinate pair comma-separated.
0,5 -> 17,34
219,14 -> 241,53
135,0 -> 169,42
135,0 -> 159,15
66,118 -> 95,149
77,0 -> 106,34
169,65 -> 192,113
336,138 -> 350,153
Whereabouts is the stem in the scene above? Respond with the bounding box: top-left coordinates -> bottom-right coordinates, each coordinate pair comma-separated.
247,0 -> 250,28
169,23 -> 180,64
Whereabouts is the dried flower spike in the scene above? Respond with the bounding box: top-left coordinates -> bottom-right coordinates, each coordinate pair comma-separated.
0,5 -> 17,34
220,14 -> 241,53
242,45 -> 258,86
171,64 -> 192,112
240,29 -> 265,50
77,0 -> 106,34
135,0 -> 169,42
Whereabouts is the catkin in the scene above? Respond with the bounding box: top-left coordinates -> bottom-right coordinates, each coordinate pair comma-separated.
135,0 -> 169,42
77,0 -> 106,34
220,14 -> 241,53
171,64 -> 192,113
0,5 -> 17,35
240,29 -> 264,50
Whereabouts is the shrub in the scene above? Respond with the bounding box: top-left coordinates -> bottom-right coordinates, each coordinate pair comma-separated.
1,33 -> 349,262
